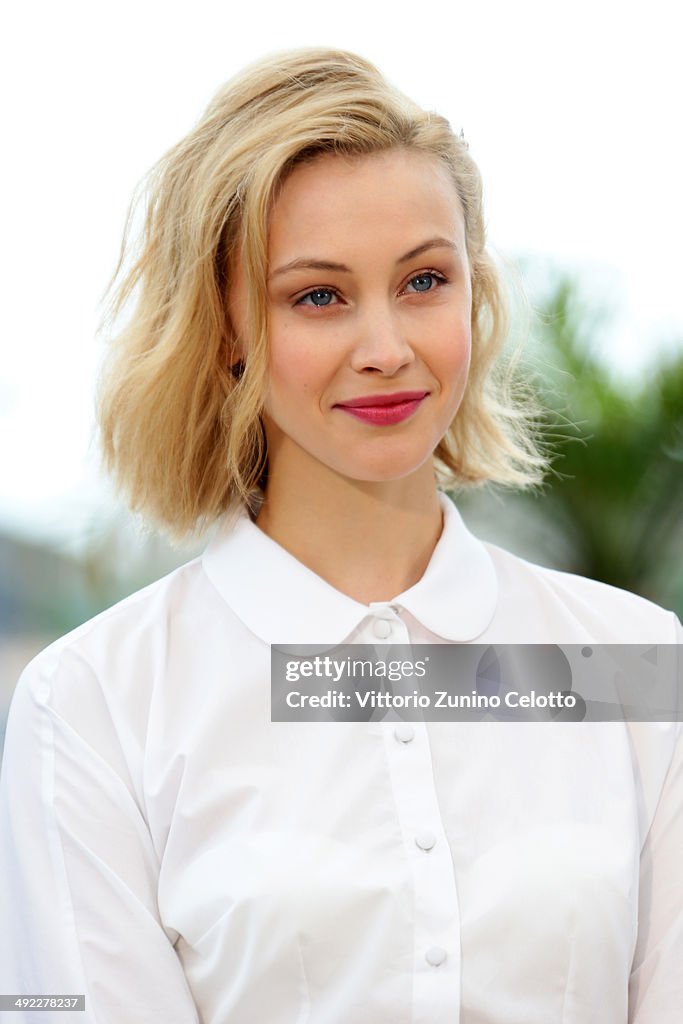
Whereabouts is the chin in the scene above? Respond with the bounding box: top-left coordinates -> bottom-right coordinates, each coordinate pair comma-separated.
335,456 -> 431,484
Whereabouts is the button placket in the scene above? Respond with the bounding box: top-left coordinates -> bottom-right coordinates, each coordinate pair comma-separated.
360,606 -> 461,1017
379,715 -> 462,1020
387,723 -> 462,1019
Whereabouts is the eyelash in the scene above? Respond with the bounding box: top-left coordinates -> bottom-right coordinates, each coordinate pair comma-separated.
294,270 -> 449,308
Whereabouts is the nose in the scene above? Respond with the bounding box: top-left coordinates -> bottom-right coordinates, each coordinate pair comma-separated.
349,305 -> 416,375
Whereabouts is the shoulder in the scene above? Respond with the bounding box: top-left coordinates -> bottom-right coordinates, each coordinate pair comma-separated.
9,553 -> 211,722
481,539 -> 680,644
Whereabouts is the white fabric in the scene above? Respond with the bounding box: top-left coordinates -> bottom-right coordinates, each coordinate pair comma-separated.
0,492 -> 681,1023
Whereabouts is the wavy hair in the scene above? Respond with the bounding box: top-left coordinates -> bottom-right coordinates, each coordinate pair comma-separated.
96,47 -> 548,543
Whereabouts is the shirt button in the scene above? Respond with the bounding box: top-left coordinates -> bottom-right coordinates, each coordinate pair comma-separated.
393,724 -> 415,743
415,831 -> 437,851
373,619 -> 392,639
425,946 -> 447,967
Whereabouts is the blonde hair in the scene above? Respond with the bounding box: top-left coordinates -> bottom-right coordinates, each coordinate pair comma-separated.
96,46 -> 548,544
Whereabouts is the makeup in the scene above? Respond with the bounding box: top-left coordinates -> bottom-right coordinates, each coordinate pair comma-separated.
334,391 -> 429,426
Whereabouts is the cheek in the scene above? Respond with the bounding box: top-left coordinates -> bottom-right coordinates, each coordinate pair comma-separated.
458,329 -> 472,377
436,317 -> 472,381
266,329 -> 329,408
267,326 -> 309,391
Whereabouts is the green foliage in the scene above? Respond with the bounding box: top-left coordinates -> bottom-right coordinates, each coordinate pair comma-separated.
530,274 -> 683,611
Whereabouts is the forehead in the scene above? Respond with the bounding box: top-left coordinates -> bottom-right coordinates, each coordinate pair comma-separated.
268,149 -> 466,257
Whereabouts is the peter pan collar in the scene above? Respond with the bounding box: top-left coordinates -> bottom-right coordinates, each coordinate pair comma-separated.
201,491 -> 498,646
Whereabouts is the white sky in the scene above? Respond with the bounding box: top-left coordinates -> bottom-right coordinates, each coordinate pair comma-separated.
1,0 -> 682,551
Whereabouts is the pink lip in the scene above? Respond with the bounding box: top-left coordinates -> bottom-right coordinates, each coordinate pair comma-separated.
336,390 -> 429,408
334,390 -> 429,426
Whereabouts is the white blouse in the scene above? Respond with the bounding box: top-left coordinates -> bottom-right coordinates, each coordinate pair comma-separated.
0,492 -> 681,1023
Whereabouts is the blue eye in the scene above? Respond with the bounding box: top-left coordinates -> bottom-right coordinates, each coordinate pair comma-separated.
408,273 -> 441,293
297,288 -> 336,307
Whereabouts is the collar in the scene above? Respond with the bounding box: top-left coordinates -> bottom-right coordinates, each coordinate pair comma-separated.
201,491 -> 498,645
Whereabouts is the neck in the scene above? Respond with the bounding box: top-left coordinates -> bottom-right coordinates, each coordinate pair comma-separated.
255,458 -> 443,605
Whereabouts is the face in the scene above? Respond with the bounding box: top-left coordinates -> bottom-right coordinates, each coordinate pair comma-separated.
228,148 -> 472,494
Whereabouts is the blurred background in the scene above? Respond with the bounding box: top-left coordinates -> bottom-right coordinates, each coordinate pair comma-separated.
1,0 -> 682,755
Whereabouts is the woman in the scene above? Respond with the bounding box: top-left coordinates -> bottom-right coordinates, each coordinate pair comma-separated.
0,47 -> 681,1024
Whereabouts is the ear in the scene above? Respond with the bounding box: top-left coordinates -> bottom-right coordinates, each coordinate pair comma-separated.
225,330 -> 245,378
224,237 -> 249,373
224,311 -> 246,376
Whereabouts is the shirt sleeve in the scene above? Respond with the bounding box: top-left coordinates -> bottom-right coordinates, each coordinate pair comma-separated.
628,613 -> 683,1022
0,647 -> 200,1024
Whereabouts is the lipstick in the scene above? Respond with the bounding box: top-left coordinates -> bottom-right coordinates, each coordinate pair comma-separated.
334,390 -> 428,426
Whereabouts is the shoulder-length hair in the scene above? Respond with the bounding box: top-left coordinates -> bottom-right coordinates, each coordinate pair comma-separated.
96,47 -> 547,544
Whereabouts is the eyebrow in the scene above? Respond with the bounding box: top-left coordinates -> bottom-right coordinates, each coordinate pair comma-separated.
268,237 -> 459,280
